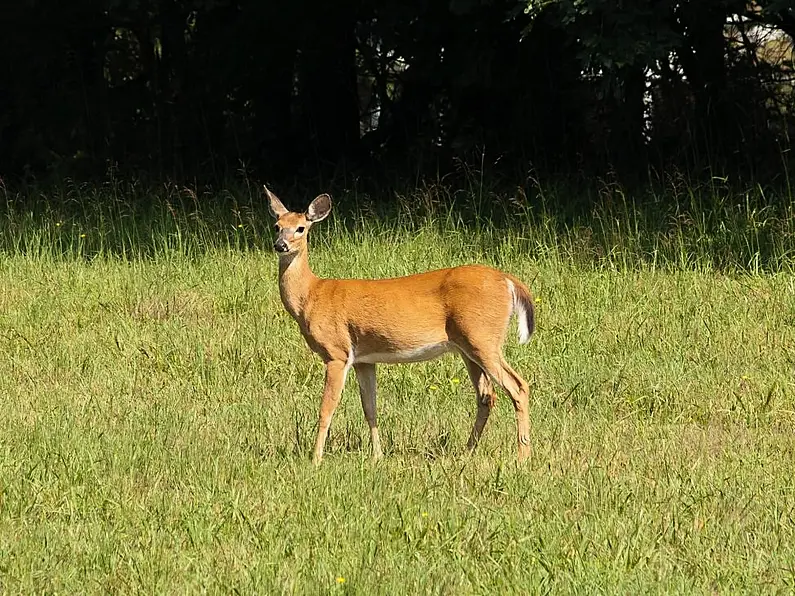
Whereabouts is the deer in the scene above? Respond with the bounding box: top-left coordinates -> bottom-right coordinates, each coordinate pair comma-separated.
266,187 -> 535,465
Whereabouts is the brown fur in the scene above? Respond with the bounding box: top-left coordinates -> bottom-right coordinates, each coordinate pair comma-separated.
266,187 -> 536,464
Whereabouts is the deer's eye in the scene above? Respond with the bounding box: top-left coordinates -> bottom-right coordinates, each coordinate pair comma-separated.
296,226 -> 305,234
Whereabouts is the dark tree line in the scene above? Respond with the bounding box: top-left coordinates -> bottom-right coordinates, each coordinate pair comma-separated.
1,0 -> 793,186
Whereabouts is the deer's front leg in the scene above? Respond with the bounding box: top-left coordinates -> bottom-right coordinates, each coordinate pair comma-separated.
354,363 -> 383,460
312,360 -> 349,465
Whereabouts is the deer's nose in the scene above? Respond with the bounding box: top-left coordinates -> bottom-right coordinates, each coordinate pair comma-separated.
274,239 -> 289,253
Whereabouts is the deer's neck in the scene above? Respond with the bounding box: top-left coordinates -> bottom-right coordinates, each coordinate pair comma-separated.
278,250 -> 318,320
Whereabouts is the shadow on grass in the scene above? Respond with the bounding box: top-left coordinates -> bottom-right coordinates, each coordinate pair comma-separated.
1,175 -> 794,273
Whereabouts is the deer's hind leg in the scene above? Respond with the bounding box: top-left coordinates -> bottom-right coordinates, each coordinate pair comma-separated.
456,342 -> 531,462
484,355 -> 531,462
462,355 -> 497,451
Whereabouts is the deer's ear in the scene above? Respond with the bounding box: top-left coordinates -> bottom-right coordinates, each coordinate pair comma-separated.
306,194 -> 332,223
264,186 -> 289,218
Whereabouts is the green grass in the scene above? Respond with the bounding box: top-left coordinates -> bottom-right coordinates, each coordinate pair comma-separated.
1,181 -> 794,593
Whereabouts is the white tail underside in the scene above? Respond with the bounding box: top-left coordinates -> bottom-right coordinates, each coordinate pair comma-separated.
507,280 -> 532,345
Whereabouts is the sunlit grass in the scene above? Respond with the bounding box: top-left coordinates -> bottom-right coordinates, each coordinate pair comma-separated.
0,180 -> 794,592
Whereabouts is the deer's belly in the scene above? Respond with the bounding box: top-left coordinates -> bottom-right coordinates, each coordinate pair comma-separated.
354,342 -> 453,364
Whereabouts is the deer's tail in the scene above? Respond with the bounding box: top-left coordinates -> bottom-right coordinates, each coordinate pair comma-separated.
506,275 -> 535,345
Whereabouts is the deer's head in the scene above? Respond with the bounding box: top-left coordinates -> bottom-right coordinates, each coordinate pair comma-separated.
265,187 -> 331,257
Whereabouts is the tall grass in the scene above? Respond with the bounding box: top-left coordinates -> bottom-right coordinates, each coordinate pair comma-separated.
1,173 -> 794,271
0,177 -> 794,592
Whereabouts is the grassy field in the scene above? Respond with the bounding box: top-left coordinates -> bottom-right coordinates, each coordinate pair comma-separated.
1,180 -> 794,593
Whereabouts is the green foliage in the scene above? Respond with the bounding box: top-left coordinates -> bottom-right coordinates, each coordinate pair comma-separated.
524,0 -> 680,69
1,0 -> 793,182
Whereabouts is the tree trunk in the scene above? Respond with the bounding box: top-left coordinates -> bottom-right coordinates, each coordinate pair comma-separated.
674,2 -> 736,164
611,64 -> 647,177
297,0 -> 360,164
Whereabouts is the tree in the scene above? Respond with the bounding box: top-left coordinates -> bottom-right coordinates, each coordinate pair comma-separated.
0,0 -> 792,185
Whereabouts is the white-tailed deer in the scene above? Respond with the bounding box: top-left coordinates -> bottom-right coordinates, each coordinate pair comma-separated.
266,187 -> 535,464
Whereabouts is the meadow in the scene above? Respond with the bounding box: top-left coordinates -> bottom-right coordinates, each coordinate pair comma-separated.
0,177 -> 794,593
